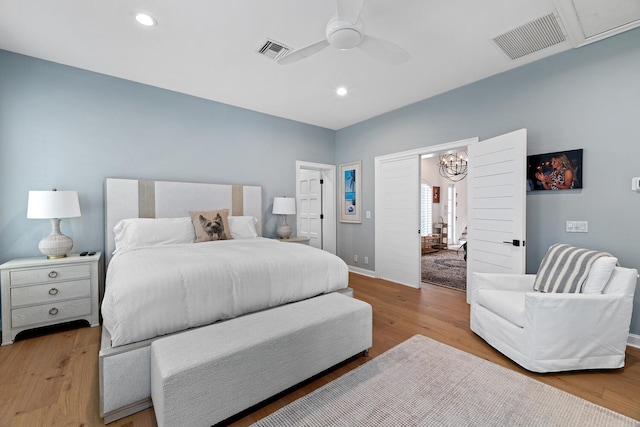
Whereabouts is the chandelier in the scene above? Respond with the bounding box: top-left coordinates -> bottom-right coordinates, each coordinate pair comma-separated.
439,152 -> 468,182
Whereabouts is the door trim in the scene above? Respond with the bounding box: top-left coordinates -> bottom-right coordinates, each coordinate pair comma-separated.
295,161 -> 337,254
374,138 -> 479,281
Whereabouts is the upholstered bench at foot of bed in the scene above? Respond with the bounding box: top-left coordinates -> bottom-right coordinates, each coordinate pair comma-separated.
150,292 -> 372,427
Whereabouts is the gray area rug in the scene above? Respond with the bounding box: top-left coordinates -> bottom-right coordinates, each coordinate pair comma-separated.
421,250 -> 467,291
252,335 -> 639,427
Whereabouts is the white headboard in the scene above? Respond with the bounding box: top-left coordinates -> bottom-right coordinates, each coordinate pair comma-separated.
104,178 -> 262,265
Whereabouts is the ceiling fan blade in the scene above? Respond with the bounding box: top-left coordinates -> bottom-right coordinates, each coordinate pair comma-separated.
357,35 -> 410,65
337,0 -> 365,24
277,39 -> 330,65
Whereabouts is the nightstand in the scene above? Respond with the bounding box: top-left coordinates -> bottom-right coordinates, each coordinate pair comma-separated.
0,252 -> 103,345
277,236 -> 310,245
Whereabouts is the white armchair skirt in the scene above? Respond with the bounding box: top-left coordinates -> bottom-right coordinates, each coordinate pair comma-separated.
470,267 -> 637,373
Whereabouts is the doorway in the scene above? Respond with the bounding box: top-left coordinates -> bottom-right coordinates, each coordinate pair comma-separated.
295,161 -> 337,254
375,129 -> 527,292
420,154 -> 468,291
375,137 -> 477,288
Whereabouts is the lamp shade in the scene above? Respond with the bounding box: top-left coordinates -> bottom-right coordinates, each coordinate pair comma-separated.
272,197 -> 296,215
27,190 -> 81,219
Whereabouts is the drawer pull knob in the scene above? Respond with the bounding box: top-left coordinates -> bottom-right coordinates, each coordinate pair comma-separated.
49,307 -> 59,316
48,288 -> 59,295
48,271 -> 58,279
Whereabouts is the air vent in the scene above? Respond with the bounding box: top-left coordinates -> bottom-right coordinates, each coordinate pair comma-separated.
257,39 -> 290,61
493,13 -> 566,60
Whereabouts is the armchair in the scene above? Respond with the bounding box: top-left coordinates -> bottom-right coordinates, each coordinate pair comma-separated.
470,267 -> 638,373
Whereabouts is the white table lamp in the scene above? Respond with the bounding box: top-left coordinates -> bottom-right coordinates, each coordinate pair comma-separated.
27,189 -> 81,259
272,197 -> 296,239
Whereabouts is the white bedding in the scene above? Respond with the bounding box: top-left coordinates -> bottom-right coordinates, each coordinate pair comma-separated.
101,238 -> 348,347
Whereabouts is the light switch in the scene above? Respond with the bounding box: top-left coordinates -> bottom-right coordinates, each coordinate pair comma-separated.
566,221 -> 588,233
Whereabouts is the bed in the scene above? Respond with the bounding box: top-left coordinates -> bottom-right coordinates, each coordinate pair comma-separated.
99,178 -> 351,423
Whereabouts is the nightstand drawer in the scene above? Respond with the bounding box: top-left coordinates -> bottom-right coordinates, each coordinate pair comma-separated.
10,279 -> 91,307
11,298 -> 92,328
10,264 -> 90,286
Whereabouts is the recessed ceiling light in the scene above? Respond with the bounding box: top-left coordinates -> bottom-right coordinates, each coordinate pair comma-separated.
336,87 -> 348,96
135,13 -> 157,27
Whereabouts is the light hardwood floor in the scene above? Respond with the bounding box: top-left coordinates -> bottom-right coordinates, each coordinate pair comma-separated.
1,273 -> 638,426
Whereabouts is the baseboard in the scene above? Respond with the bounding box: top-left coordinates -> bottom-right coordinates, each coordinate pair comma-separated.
348,266 -> 376,278
628,333 -> 640,349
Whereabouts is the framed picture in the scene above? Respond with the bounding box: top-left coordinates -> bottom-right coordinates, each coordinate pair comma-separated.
527,149 -> 583,191
340,161 -> 362,223
432,186 -> 440,203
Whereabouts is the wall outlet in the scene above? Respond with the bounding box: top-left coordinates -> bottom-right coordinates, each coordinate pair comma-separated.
364,256 -> 368,264
632,177 -> 640,191
353,255 -> 358,262
566,221 -> 588,233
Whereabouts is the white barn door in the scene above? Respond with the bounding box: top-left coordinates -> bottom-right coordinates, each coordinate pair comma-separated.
467,129 -> 527,301
375,154 -> 421,288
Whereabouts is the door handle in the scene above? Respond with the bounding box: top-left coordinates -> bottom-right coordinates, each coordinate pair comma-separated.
503,240 -> 524,246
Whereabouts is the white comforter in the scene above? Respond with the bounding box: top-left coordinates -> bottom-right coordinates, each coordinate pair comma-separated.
102,238 -> 348,347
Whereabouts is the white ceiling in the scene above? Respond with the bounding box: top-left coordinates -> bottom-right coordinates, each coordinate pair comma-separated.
1,0 -> 638,130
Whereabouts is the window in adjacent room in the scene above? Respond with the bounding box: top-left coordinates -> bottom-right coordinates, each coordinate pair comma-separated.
420,184 -> 433,236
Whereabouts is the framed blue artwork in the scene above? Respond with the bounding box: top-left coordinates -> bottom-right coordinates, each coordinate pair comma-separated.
340,161 -> 362,223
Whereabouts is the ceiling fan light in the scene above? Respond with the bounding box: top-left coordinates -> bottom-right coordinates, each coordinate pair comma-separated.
135,13 -> 157,27
330,28 -> 363,49
326,18 -> 365,50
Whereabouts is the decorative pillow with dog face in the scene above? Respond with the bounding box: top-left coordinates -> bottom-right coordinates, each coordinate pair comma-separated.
189,209 -> 232,242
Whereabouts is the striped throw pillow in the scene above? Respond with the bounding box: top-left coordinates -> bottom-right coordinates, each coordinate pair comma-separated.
533,243 -> 614,293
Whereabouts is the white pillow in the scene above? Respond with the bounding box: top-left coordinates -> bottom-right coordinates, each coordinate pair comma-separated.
228,216 -> 259,239
581,256 -> 618,294
113,217 -> 195,253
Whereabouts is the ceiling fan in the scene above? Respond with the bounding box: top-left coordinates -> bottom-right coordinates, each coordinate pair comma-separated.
277,0 -> 410,66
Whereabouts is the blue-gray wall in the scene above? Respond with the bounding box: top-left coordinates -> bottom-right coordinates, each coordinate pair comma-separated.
335,28 -> 640,334
0,50 -> 335,266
